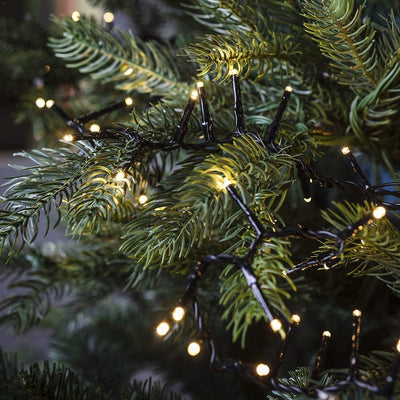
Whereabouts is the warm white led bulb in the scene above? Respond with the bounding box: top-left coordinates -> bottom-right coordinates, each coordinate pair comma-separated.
230,68 -> 238,76
124,97 -> 133,106
103,12 -> 114,23
115,171 -> 126,181
89,123 -> 100,133
291,314 -> 301,324
35,97 -> 46,108
197,81 -> 204,88
190,90 -> 198,101
71,11 -> 81,22
304,197 -> 311,203
341,146 -> 350,155
396,338 -> 400,353
138,194 -> 148,205
172,306 -> 185,322
63,134 -> 74,142
323,330 -> 331,338
285,85 -> 293,93
256,363 -> 270,377
45,99 -> 54,109
156,321 -> 170,336
123,67 -> 134,76
187,341 -> 201,356
372,206 -> 386,220
270,319 -> 282,332
352,309 -> 362,317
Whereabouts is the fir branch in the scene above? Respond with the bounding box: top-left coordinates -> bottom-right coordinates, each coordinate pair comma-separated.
302,0 -> 380,92
0,144 -> 91,258
320,201 -> 400,293
49,16 -> 189,97
187,30 -> 299,82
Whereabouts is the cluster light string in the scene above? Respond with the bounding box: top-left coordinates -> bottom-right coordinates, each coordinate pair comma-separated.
38,64 -> 400,396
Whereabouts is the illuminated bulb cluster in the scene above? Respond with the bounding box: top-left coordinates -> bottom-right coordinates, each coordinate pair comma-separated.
270,318 -> 282,332
187,341 -> 201,356
256,363 -> 270,377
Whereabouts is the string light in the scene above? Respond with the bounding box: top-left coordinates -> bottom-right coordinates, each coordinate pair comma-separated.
156,321 -> 170,336
304,197 -> 311,203
138,194 -> 148,205
62,134 -> 74,142
197,81 -> 204,88
291,314 -> 301,324
123,67 -> 133,76
71,11 -> 80,22
124,97 -> 133,106
45,99 -> 54,109
341,146 -> 351,155
256,363 -> 270,377
397,339 -> 400,353
372,206 -> 386,219
103,12 -> 114,23
230,68 -> 239,75
352,309 -> 362,317
190,89 -> 199,101
323,330 -> 331,338
187,341 -> 201,356
35,97 -> 46,108
172,306 -> 185,322
285,85 -> 293,93
270,319 -> 282,332
115,171 -> 126,181
89,123 -> 101,133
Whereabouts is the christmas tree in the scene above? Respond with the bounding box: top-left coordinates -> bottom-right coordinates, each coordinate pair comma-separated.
1,0 -> 400,398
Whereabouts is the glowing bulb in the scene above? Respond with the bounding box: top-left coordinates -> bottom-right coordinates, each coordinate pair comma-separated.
124,97 -> 133,106
187,341 -> 201,356
71,11 -> 80,22
291,314 -> 301,324
45,99 -> 54,109
123,67 -> 134,76
304,197 -> 311,203
115,171 -> 126,181
138,194 -> 148,205
89,123 -> 100,133
197,81 -> 204,88
190,89 -> 198,100
103,12 -> 114,23
63,134 -> 74,142
285,85 -> 293,93
223,178 -> 231,188
256,363 -> 270,377
230,68 -> 238,76
372,206 -> 386,220
35,97 -> 46,108
270,319 -> 282,332
341,146 -> 350,155
172,306 -> 185,322
323,330 -> 331,338
396,338 -> 400,353
352,309 -> 362,317
156,321 -> 170,336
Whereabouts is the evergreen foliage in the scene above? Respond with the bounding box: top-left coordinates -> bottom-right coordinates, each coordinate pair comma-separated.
0,0 -> 399,399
